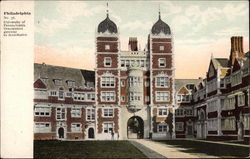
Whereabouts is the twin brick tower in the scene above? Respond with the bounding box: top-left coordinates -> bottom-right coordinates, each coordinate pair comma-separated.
95,9 -> 175,139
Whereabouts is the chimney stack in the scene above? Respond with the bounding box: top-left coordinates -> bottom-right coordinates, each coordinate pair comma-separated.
129,37 -> 138,51
229,36 -> 244,66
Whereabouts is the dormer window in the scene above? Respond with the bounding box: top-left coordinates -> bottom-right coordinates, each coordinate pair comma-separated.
67,80 -> 75,87
105,45 -> 110,50
104,57 -> 111,67
158,58 -> 166,67
160,46 -> 164,51
54,79 -> 62,86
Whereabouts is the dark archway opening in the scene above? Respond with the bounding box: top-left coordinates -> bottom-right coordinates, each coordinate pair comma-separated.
88,128 -> 95,139
58,127 -> 64,139
127,116 -> 144,139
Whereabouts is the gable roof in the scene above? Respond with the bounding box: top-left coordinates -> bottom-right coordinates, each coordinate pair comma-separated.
34,79 -> 47,89
34,63 -> 95,90
175,79 -> 203,93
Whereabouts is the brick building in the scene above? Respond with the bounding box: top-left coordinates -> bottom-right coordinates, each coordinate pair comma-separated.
34,11 -> 249,141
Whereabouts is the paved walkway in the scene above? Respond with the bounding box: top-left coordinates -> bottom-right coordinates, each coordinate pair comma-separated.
131,139 -> 218,158
185,138 -> 249,147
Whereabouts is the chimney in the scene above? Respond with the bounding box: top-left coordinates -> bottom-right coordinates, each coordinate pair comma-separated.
229,36 -> 244,66
128,37 -> 138,51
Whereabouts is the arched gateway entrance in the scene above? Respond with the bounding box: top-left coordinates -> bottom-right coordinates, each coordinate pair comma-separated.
127,116 -> 144,139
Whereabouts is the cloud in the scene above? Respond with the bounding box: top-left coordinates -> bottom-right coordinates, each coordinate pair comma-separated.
120,20 -> 152,31
223,3 -> 248,21
36,2 -> 105,36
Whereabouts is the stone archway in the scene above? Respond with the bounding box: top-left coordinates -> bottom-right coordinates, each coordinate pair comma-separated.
127,116 -> 144,139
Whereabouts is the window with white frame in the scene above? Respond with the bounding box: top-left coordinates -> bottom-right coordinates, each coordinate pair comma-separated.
129,77 -> 141,87
56,107 -> 66,120
104,57 -> 112,67
101,76 -> 115,87
101,91 -> 115,102
103,108 -> 114,117
87,108 -> 95,121
121,96 -> 125,102
50,90 -> 57,96
34,107 -> 51,116
125,60 -> 130,67
158,58 -> 166,67
105,44 -> 110,50
67,80 -> 75,87
129,92 -> 141,101
224,96 -> 235,110
73,93 -> 85,101
103,122 -> 113,133
220,79 -> 225,88
159,46 -> 165,51
238,93 -> 245,106
87,93 -> 95,101
140,60 -> 145,67
177,94 -> 190,103
54,79 -> 62,86
156,76 -> 169,87
207,119 -> 218,131
244,115 -> 250,129
58,90 -> 64,99
121,80 -> 125,87
145,96 -> 150,102
71,123 -> 81,132
158,108 -> 168,116
121,60 -> 125,67
175,109 -> 184,116
34,122 -> 51,132
156,91 -> 170,102
158,124 -> 167,133
71,107 -> 81,118
207,100 -> 217,112
145,81 -> 149,87
175,122 -> 184,131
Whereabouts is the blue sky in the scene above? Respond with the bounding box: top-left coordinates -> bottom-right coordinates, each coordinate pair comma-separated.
34,1 -> 249,78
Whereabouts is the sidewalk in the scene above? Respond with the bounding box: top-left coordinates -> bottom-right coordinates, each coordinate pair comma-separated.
131,139 -> 218,158
185,138 -> 249,147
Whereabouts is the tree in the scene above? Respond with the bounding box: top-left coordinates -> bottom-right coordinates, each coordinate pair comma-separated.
166,111 -> 173,139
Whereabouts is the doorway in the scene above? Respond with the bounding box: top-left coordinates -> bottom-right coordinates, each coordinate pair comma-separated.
238,122 -> 244,140
58,127 -> 64,139
127,116 -> 144,139
88,128 -> 95,139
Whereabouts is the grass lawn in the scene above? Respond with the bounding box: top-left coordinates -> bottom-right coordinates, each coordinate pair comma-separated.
34,140 -> 147,159
159,140 -> 249,158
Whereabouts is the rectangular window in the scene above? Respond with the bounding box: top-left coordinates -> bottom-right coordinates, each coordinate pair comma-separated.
87,108 -> 95,121
58,90 -> 64,99
34,122 -> 51,132
158,108 -> 168,116
175,122 -> 184,131
103,122 -> 113,133
159,58 -> 166,67
67,81 -> 75,87
56,107 -> 66,120
86,93 -> 95,101
121,60 -> 125,67
104,57 -> 111,67
145,96 -> 150,102
156,77 -> 169,87
177,95 -> 181,102
158,124 -> 167,133
50,91 -> 57,96
125,60 -> 130,67
238,94 -> 245,106
101,76 -> 115,87
129,92 -> 141,101
34,107 -> 51,116
121,80 -> 125,87
71,123 -> 81,132
54,79 -> 62,86
159,46 -> 164,51
71,108 -> 81,118
73,93 -> 85,101
140,60 -> 145,67
103,109 -> 114,117
156,91 -> 170,102
175,109 -> 184,116
101,91 -> 115,102
121,96 -> 125,102
105,44 -> 110,50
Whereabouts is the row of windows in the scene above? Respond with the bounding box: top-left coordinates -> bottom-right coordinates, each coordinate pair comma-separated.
156,92 -> 170,102
223,93 -> 245,110
177,94 -> 190,103
41,78 -> 76,87
221,118 -> 235,130
121,59 -> 149,68
175,109 -> 193,116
